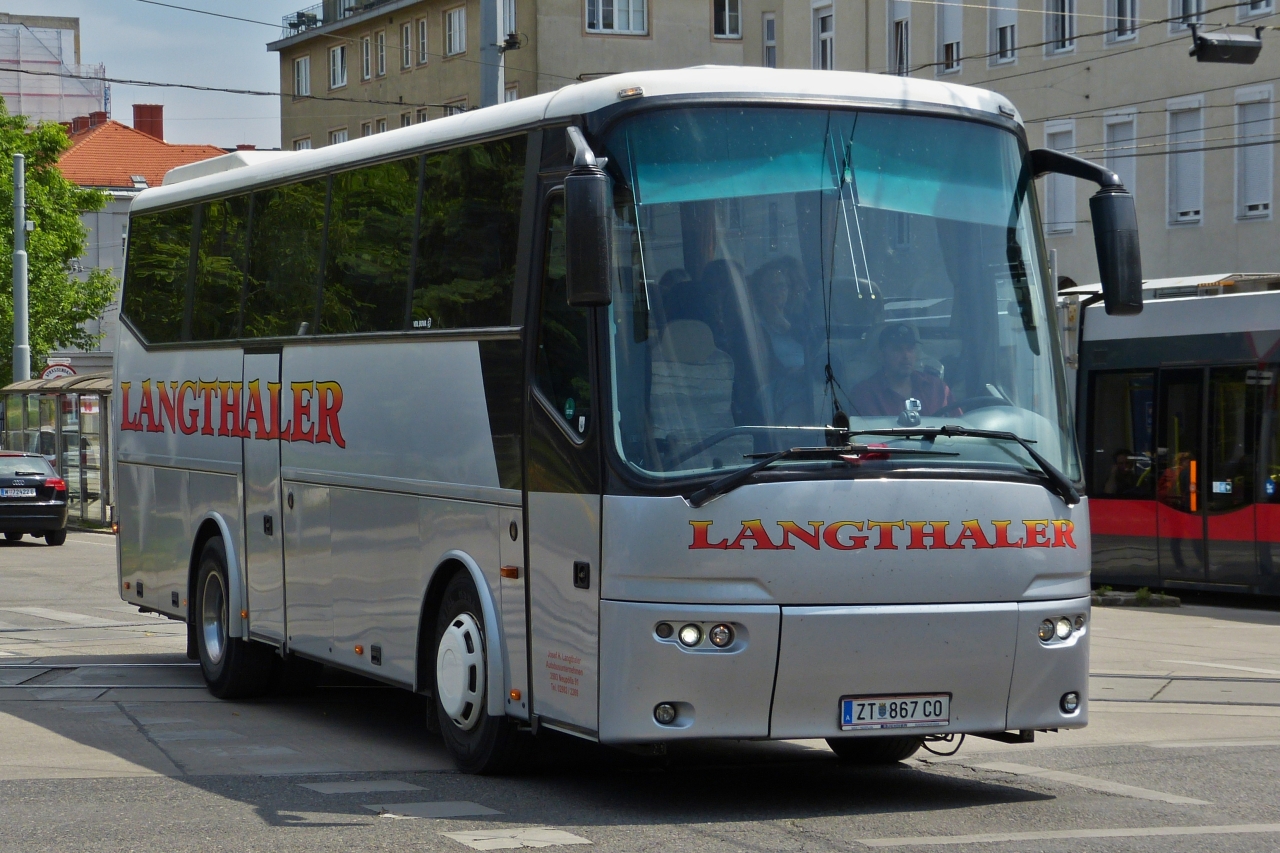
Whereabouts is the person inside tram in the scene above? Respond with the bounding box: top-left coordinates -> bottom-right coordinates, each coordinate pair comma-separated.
1104,449 -> 1142,496
849,323 -> 953,417
1158,451 -> 1195,510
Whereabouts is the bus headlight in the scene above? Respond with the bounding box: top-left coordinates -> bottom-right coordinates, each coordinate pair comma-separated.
1061,691 -> 1080,713
708,623 -> 734,647
1074,614 -> 1087,631
1038,619 -> 1055,641
654,703 -> 677,724
1055,617 -> 1072,640
678,624 -> 702,647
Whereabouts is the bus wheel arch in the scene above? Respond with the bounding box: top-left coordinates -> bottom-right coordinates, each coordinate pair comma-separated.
188,513 -> 245,643
417,551 -> 505,718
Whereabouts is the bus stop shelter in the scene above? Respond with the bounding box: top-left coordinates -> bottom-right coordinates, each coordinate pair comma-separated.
1,372 -> 112,528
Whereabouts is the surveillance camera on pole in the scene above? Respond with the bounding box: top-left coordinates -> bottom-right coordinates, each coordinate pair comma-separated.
1189,24 -> 1264,64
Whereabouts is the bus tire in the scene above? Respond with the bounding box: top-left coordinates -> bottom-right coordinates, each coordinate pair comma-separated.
433,571 -> 525,774
195,538 -> 273,699
826,735 -> 923,764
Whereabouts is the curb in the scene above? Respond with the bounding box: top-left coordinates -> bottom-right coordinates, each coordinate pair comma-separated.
1092,592 -> 1181,607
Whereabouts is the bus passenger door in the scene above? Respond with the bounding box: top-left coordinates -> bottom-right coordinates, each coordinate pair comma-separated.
524,194 -> 602,735
243,351 -> 286,642
1155,369 -> 1206,582
1204,367 -> 1260,586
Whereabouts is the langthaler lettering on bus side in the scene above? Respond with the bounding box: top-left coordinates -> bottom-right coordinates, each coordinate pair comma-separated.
118,379 -> 345,447
690,518 -> 1076,551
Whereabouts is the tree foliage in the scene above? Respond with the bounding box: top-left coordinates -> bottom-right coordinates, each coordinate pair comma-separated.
0,99 -> 117,385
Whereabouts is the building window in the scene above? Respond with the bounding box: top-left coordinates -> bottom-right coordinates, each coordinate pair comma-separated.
416,107 -> 430,123
444,99 -> 468,116
504,0 -> 517,34
1237,95 -> 1273,218
293,55 -> 311,97
375,30 -> 386,75
329,128 -> 348,145
1047,0 -> 1075,51
360,121 -> 373,137
401,111 -> 412,127
1243,0 -> 1273,16
1168,105 -> 1204,223
937,0 -> 961,72
293,137 -> 312,151
445,7 -> 466,55
401,23 -> 413,67
329,45 -> 347,88
587,0 -> 648,34
1172,0 -> 1204,29
890,5 -> 910,76
417,18 -> 429,63
814,6 -> 834,69
714,0 -> 742,37
763,14 -> 777,66
1104,115 -> 1137,194
361,35 -> 372,79
1109,0 -> 1137,39
1044,124 -> 1076,233
989,0 -> 1016,63
996,25 -> 1016,59
504,83 -> 519,102
376,118 -> 387,133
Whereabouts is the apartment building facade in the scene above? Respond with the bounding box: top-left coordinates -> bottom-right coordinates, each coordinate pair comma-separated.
269,0 -> 747,151
739,0 -> 1277,283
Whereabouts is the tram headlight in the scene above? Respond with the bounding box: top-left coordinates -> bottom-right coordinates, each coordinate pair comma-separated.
678,624 -> 702,647
708,623 -> 734,648
1055,617 -> 1073,640
1038,619 -> 1055,642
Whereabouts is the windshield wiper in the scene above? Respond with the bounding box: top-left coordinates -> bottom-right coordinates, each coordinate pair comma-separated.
686,444 -> 958,508
850,425 -> 1081,506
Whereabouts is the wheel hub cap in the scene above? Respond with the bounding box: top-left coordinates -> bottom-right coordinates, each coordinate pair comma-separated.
201,572 -> 227,665
436,613 -> 485,731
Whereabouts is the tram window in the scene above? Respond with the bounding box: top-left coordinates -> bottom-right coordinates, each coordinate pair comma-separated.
1157,371 -> 1203,513
321,158 -> 418,333
192,195 -> 250,340
411,134 -> 527,330
1207,368 -> 1255,513
121,206 -> 194,344
533,196 -> 591,436
1259,371 -> 1280,502
244,178 -> 328,338
1088,371 -> 1155,498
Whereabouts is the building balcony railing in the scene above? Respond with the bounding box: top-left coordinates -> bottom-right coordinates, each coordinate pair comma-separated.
280,0 -> 398,39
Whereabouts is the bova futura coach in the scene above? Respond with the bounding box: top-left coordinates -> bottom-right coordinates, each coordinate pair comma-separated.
114,67 -> 1143,772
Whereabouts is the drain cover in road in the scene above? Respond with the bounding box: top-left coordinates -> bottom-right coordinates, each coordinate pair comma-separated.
365,801 -> 502,819
441,827 -> 591,849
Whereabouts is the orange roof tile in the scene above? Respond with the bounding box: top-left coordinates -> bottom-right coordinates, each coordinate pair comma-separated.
57,120 -> 225,190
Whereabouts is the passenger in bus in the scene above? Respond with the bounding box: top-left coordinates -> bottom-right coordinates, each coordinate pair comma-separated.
848,323 -> 953,417
747,258 -> 813,424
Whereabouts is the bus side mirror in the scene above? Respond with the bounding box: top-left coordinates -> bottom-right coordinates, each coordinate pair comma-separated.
564,127 -> 613,308
1030,147 -> 1143,316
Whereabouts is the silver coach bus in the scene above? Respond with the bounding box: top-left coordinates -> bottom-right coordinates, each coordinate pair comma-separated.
114,67 -> 1143,772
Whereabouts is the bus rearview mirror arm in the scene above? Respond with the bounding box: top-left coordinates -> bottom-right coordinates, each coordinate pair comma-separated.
564,126 -> 613,308
1030,148 -> 1143,316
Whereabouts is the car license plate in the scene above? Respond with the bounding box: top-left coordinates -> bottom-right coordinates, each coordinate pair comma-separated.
840,694 -> 950,730
0,488 -> 35,498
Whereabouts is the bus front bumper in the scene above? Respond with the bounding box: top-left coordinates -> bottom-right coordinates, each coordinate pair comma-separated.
597,597 -> 1089,744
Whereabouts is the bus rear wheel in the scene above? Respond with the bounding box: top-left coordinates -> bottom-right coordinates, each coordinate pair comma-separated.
195,537 -> 274,699
826,735 -> 923,764
433,572 -> 526,774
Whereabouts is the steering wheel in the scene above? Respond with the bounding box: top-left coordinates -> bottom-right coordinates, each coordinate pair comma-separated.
932,395 -> 1011,417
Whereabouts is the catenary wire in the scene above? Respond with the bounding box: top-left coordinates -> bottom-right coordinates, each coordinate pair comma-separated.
1026,74 -> 1280,123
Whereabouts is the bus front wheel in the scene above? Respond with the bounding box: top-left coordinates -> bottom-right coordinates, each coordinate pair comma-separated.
195,537 -> 274,699
432,572 -> 526,774
826,735 -> 923,764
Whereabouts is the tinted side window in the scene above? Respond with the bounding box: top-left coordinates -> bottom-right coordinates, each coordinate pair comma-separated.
321,158 -> 418,333
412,134 -> 527,329
121,206 -> 193,344
245,178 -> 327,338
1088,371 -> 1155,499
192,195 -> 249,340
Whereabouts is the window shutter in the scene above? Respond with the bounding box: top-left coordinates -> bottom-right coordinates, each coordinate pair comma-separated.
1238,101 -> 1272,217
1104,119 -> 1136,194
1169,108 -> 1203,222
1046,129 -> 1075,232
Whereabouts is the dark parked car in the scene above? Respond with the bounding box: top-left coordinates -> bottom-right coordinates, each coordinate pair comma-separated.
0,452 -> 68,546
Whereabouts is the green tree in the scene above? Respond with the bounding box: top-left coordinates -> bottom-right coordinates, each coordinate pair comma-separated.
0,99 -> 117,385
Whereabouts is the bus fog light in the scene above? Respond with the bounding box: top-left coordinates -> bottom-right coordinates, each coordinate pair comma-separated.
1055,617 -> 1072,640
1061,691 -> 1080,713
708,623 -> 734,647
1038,619 -> 1055,641
678,624 -> 702,647
654,703 -> 677,724
655,622 -> 674,639
1074,614 -> 1087,631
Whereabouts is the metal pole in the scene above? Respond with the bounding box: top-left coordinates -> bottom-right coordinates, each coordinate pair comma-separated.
480,0 -> 503,107
12,153 -> 30,382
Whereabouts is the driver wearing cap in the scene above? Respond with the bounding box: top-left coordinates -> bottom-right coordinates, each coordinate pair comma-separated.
849,324 -> 953,417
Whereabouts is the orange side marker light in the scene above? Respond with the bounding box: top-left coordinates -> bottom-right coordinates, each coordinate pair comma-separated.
355,645 -> 364,656
509,689 -> 522,701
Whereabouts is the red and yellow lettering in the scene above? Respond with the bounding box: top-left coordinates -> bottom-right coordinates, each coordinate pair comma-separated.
288,381 -> 316,442
314,381 -> 345,447
950,519 -> 994,549
266,381 -> 286,440
242,380 -> 268,439
156,381 -> 179,433
138,380 -> 163,433
778,520 -> 823,550
867,520 -> 905,550
197,381 -> 219,436
907,521 -> 956,550
1051,519 -> 1077,548
992,520 -> 1023,548
216,381 -> 245,438
726,519 -> 778,550
1024,520 -> 1051,548
689,520 -> 729,550
176,381 -> 199,435
119,382 -> 143,432
822,520 -> 868,550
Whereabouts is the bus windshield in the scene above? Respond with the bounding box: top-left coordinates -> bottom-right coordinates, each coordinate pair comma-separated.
603,106 -> 1078,484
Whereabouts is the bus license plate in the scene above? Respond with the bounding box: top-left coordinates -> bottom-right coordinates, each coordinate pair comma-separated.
0,488 -> 35,498
840,694 -> 950,730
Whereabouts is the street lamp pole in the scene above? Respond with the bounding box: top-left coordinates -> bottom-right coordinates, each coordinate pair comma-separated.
12,153 -> 30,382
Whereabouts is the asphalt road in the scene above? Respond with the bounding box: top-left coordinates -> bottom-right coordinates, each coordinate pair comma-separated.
2,532 -> 1280,852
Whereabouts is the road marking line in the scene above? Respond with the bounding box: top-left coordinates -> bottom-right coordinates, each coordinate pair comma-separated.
972,762 -> 1211,804
1157,659 -> 1280,675
858,823 -> 1280,847
1149,738 -> 1280,748
303,780 -> 424,794
441,827 -> 590,849
0,608 -> 129,628
366,801 -> 500,819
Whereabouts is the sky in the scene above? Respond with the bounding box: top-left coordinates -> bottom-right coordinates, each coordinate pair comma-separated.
10,0 -> 306,148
